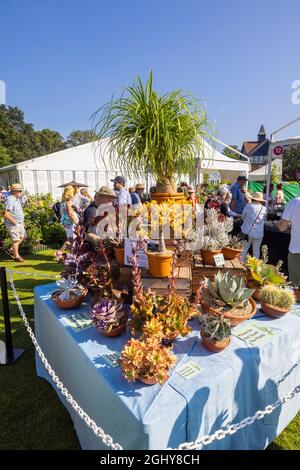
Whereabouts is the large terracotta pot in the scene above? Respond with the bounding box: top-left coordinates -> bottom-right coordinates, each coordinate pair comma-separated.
260,302 -> 290,319
147,251 -> 173,277
51,290 -> 86,310
246,280 -> 262,301
114,247 -> 125,266
200,331 -> 231,353
200,249 -> 222,266
150,192 -> 186,203
97,322 -> 127,337
200,296 -> 257,326
222,246 -> 242,260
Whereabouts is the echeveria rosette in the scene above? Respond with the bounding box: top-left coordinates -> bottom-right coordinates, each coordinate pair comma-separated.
91,298 -> 126,332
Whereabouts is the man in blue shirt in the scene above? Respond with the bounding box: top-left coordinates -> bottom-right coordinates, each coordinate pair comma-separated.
230,176 -> 248,215
4,183 -> 26,262
131,183 -> 144,208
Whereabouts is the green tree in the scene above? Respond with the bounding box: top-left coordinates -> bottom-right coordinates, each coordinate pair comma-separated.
282,147 -> 300,181
0,145 -> 11,167
66,130 -> 95,147
35,129 -> 66,155
222,145 -> 241,160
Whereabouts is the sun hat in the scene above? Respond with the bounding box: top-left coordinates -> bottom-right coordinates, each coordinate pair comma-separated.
110,176 -> 126,185
10,183 -> 23,191
250,191 -> 265,203
96,186 -> 117,198
135,183 -> 145,190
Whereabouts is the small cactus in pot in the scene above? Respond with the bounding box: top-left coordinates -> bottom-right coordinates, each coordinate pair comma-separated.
261,285 -> 295,318
200,314 -> 231,352
90,298 -> 127,336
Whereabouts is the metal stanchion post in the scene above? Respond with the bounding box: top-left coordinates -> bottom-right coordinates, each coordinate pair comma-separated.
0,267 -> 25,364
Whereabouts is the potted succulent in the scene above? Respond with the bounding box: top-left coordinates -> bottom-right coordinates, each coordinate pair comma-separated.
51,276 -> 87,309
200,271 -> 256,325
222,235 -> 243,260
260,285 -> 295,318
200,314 -> 231,353
111,238 -> 125,266
119,319 -> 176,385
90,298 -> 127,336
246,246 -> 287,300
93,71 -> 209,201
201,209 -> 233,265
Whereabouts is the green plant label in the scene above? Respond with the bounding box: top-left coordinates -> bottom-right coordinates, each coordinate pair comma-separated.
102,352 -> 121,368
291,308 -> 300,317
63,312 -> 93,331
233,321 -> 276,346
176,361 -> 203,380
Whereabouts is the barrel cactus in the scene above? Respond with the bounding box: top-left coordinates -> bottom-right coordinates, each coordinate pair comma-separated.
200,314 -> 231,342
276,289 -> 295,310
205,271 -> 254,308
260,285 -> 281,306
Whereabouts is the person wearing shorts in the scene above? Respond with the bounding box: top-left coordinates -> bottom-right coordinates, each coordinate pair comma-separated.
4,183 -> 26,262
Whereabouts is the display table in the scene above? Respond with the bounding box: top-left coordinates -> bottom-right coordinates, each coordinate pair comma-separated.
34,283 -> 300,450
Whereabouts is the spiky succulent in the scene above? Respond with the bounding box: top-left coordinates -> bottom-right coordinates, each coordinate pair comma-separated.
55,276 -> 83,301
90,298 -> 127,332
200,314 -> 231,342
205,271 -> 254,308
202,208 -> 233,251
227,235 -> 243,250
261,286 -> 295,310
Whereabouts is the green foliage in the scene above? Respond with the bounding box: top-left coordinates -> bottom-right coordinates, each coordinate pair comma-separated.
0,144 -> 11,167
92,71 -> 210,186
42,222 -> 66,247
246,246 -> 287,286
205,271 -> 254,308
283,147 -> 300,181
222,145 -> 240,160
200,314 -> 231,342
35,129 -> 65,155
66,130 -> 95,147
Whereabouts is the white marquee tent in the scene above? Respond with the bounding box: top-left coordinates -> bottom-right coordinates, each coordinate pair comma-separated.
0,139 -> 250,199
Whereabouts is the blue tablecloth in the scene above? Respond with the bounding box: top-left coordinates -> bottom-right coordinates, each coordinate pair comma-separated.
34,283 -> 300,450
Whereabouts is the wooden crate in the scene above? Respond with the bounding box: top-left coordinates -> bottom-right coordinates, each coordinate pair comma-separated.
192,254 -> 246,295
141,277 -> 191,299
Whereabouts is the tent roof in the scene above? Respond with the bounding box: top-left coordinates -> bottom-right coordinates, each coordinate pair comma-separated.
248,158 -> 282,181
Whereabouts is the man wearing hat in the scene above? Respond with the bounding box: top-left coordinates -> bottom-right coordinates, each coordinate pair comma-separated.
131,183 -> 144,207
4,183 -> 26,262
111,176 -> 132,208
83,186 -> 117,246
230,175 -> 248,215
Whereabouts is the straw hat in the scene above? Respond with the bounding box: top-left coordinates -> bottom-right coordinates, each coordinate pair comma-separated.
135,183 -> 145,190
250,191 -> 265,203
10,183 -> 23,191
95,186 -> 116,198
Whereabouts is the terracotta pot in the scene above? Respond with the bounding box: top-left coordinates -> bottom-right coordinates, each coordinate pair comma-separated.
97,322 -> 127,337
147,251 -> 173,277
114,247 -> 125,266
246,280 -> 262,301
200,249 -> 222,266
161,333 -> 178,347
51,290 -> 86,310
261,302 -> 290,319
294,289 -> 300,302
138,376 -> 160,385
222,246 -> 242,260
200,295 -> 257,326
201,331 -> 231,353
150,192 -> 186,203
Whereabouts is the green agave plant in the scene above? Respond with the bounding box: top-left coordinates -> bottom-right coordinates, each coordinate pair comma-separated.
92,71 -> 210,193
200,314 -> 231,342
205,271 -> 254,308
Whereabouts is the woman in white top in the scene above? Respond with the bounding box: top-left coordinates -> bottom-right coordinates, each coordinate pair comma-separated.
275,183 -> 284,204
240,192 -> 267,262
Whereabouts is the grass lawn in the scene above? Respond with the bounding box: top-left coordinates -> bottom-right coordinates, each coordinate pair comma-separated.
0,249 -> 299,450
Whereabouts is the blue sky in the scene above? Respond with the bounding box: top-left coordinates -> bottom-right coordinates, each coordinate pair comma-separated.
1,0 -> 300,147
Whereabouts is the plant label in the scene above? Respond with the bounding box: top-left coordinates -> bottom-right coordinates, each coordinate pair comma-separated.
176,361 -> 203,380
63,312 -> 93,331
102,352 -> 121,368
233,321 -> 276,346
213,253 -> 225,267
291,308 -> 300,317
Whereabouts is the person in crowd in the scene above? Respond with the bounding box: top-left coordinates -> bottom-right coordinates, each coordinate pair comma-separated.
83,186 -> 117,247
60,185 -> 79,243
278,195 -> 300,287
111,176 -> 132,208
186,186 -> 199,209
230,175 -> 248,215
4,183 -> 26,262
240,192 -> 267,262
263,183 -> 275,207
80,188 -> 93,210
275,183 -> 285,205
129,186 -> 135,194
0,186 -> 9,203
131,183 -> 144,208
178,181 -> 188,195
205,186 -> 230,219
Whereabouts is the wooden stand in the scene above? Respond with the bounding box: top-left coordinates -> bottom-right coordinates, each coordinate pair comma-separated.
192,254 -> 246,295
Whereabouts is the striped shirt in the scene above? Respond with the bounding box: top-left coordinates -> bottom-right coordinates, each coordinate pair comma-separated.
5,195 -> 24,224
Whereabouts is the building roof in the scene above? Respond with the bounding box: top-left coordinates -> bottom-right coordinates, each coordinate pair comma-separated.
242,141 -> 260,154
258,124 -> 266,136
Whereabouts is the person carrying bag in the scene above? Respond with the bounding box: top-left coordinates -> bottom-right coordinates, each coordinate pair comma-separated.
240,192 -> 267,262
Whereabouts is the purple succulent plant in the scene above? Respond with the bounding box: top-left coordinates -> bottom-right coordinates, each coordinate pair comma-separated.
90,298 -> 126,331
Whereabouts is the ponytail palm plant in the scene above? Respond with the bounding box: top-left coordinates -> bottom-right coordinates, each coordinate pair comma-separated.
92,71 -> 210,194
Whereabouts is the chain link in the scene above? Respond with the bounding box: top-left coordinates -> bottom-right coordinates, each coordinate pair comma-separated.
8,272 -> 300,451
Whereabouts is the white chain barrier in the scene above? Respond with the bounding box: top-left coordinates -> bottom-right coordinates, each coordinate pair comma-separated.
7,271 -> 300,451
